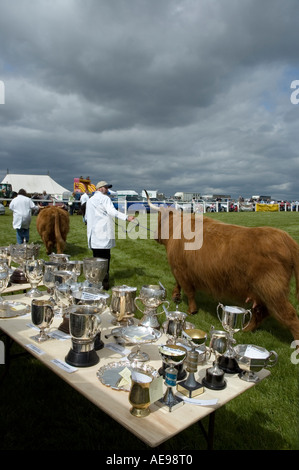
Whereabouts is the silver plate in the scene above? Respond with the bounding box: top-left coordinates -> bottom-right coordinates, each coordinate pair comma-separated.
120,325 -> 162,344
96,361 -> 159,391
0,301 -> 30,318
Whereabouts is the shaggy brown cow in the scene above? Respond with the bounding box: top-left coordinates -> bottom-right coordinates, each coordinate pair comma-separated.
145,192 -> 299,340
36,206 -> 69,255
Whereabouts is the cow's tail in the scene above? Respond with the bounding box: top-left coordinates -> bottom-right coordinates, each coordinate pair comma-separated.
143,190 -> 161,211
54,210 -> 64,253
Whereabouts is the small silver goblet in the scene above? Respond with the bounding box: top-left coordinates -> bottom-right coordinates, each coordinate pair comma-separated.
31,299 -> 55,342
25,259 -> 44,297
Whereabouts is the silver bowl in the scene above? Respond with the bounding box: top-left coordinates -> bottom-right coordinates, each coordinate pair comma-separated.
234,344 -> 278,382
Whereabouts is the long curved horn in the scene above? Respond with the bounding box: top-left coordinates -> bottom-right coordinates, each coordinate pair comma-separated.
143,190 -> 161,211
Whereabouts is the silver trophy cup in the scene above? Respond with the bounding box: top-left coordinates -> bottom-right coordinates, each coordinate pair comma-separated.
202,327 -> 229,390
10,243 -> 40,284
43,261 -> 60,297
163,306 -> 187,344
49,253 -> 70,269
158,344 -> 187,411
234,344 -> 278,382
158,343 -> 187,381
135,284 -> 169,329
65,305 -> 102,367
83,257 -> 108,289
217,303 -> 252,372
0,260 -> 10,310
25,259 -> 44,298
31,299 -> 55,342
65,260 -> 83,280
72,287 -> 110,311
110,285 -> 137,325
217,303 -> 252,335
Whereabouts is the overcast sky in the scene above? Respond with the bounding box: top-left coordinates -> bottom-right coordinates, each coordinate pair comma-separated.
1,0 -> 299,200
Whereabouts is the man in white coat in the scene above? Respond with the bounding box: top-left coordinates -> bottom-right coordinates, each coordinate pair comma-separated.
80,189 -> 89,223
85,181 -> 135,289
9,188 -> 37,244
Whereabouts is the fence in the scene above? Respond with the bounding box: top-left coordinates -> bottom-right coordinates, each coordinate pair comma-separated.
1,197 -> 298,214
112,199 -> 299,215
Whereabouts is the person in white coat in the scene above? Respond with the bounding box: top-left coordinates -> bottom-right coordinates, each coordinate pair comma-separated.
80,190 -> 89,223
85,181 -> 135,289
9,188 -> 37,244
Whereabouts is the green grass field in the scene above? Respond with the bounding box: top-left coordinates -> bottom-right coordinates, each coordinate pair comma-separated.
0,208 -> 298,450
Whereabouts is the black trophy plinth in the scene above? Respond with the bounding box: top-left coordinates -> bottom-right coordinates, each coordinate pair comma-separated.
10,269 -> 28,284
65,348 -> 99,368
218,355 -> 241,374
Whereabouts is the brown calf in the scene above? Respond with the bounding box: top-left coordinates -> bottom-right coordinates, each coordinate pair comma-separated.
36,206 -> 69,255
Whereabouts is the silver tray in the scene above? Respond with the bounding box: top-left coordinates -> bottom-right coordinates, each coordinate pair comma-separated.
96,361 -> 159,391
0,301 -> 30,318
120,325 -> 162,344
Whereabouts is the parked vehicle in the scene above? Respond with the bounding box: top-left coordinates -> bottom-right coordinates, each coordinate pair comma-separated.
112,195 -> 145,213
112,195 -> 173,213
0,203 -> 6,215
0,183 -> 13,206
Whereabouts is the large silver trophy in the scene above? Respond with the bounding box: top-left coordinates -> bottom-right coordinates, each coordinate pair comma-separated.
31,299 -> 55,342
234,344 -> 278,382
134,283 -> 169,329
71,287 -> 110,350
110,285 -> 137,325
83,257 -> 108,289
65,305 -> 103,367
9,243 -> 40,284
217,303 -> 252,373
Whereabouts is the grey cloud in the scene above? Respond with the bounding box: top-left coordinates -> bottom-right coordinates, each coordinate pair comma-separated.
0,0 -> 299,200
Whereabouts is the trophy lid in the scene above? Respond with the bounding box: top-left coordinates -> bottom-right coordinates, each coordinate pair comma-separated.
112,285 -> 137,293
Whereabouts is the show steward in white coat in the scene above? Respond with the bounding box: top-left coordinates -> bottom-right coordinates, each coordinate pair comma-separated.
9,193 -> 36,229
86,189 -> 131,249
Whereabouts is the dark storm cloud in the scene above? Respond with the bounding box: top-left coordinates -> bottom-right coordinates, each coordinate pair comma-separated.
0,0 -> 299,200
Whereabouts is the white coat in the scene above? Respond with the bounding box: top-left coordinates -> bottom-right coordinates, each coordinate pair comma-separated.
9,195 -> 36,229
86,191 -> 128,249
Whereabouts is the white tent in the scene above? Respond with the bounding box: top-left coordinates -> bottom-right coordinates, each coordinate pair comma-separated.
1,174 -> 69,195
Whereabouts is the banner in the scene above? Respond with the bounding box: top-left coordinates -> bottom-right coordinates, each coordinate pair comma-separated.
256,204 -> 279,212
